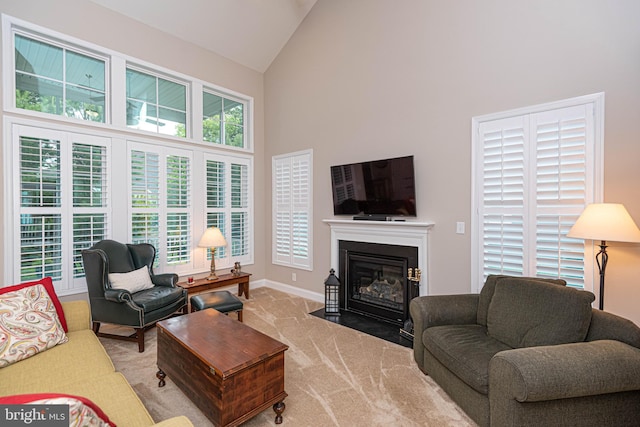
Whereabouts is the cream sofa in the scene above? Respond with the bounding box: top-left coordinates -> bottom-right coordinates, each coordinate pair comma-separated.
0,300 -> 193,427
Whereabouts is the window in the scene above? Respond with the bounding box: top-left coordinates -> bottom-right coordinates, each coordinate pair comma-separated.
126,67 -> 187,137
3,15 -> 254,295
272,150 -> 313,270
14,33 -> 107,122
472,94 -> 603,291
204,154 -> 253,266
129,143 -> 192,273
203,90 -> 245,148
13,124 -> 110,293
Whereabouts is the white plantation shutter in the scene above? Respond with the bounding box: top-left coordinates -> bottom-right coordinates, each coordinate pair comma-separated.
129,143 -> 193,272
230,163 -> 250,257
166,155 -> 191,266
533,106 -> 592,285
204,154 -> 253,267
13,125 -> 110,293
473,95 -> 602,291
130,149 -> 161,258
480,116 -> 527,277
274,158 -> 292,263
272,150 -> 313,270
71,141 -> 108,278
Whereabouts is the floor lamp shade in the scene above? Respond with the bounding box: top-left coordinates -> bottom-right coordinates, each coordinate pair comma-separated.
198,227 -> 228,280
567,203 -> 640,310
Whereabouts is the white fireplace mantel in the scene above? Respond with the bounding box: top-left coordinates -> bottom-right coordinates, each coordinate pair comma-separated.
324,219 -> 434,296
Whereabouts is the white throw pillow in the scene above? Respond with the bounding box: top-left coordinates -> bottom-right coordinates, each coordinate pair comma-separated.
108,266 -> 154,293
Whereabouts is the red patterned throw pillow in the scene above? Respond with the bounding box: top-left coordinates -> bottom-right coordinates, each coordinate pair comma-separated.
0,284 -> 68,368
0,277 -> 68,332
0,393 -> 116,426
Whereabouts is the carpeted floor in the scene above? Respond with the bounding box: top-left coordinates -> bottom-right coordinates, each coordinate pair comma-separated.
100,287 -> 476,426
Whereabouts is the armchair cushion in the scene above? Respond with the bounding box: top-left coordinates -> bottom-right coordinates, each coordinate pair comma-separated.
423,324 -> 511,394
477,275 -> 566,326
487,279 -> 595,348
108,266 -> 154,293
132,286 -> 185,312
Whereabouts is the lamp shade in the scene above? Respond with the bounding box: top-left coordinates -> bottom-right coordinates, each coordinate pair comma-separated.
567,203 -> 640,243
197,227 -> 227,248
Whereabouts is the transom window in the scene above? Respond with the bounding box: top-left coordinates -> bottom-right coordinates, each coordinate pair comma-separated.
203,90 -> 245,147
126,68 -> 187,138
14,33 -> 107,122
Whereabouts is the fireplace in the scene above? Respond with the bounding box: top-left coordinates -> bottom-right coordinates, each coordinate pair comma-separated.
339,240 -> 418,326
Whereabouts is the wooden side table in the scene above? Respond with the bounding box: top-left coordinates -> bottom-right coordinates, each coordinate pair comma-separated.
178,272 -> 252,300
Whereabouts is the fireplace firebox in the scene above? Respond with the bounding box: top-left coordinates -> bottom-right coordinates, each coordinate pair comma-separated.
338,240 -> 418,326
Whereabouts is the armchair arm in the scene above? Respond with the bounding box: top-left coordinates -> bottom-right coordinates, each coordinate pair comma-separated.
410,294 -> 479,370
410,294 -> 479,329
104,288 -> 133,303
152,273 -> 179,287
489,340 -> 640,403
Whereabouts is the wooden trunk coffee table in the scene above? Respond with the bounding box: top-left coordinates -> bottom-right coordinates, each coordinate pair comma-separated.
156,309 -> 288,426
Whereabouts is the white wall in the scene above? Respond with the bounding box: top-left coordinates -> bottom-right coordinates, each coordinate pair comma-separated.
264,0 -> 640,325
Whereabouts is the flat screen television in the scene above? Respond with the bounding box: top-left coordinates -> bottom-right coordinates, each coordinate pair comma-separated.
330,155 -> 417,219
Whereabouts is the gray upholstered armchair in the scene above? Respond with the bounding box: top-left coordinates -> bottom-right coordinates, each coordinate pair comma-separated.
410,275 -> 640,427
82,239 -> 187,352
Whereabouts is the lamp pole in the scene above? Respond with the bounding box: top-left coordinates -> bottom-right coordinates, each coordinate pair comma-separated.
595,240 -> 608,311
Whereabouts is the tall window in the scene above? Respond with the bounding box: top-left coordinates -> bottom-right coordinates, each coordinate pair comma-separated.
3,15 -> 254,295
202,90 -> 245,148
13,125 -> 109,293
272,150 -> 313,270
14,33 -> 107,122
126,67 -> 187,137
472,94 -> 603,291
204,154 -> 253,266
129,143 -> 192,273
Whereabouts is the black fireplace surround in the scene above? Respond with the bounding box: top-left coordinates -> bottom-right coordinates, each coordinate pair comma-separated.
338,240 -> 418,326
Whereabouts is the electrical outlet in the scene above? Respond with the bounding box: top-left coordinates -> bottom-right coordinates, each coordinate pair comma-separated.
292,272 -> 297,282
456,222 -> 465,234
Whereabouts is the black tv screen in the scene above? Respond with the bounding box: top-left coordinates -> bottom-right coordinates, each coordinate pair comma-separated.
330,155 -> 417,218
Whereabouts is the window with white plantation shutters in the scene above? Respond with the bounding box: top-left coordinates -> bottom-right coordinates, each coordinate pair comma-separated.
72,141 -> 108,278
129,143 -> 193,273
3,17 -> 256,295
204,154 -> 253,268
272,150 -> 313,270
166,155 -> 191,265
472,94 -> 603,292
131,149 -> 160,259
13,125 -> 110,293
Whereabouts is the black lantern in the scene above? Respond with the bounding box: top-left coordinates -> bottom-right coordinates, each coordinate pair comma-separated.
324,268 -> 341,315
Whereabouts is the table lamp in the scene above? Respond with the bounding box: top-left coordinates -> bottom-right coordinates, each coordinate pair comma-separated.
567,203 -> 640,310
198,227 -> 227,280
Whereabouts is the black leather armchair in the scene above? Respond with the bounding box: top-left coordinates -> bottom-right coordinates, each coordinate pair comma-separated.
82,239 -> 187,352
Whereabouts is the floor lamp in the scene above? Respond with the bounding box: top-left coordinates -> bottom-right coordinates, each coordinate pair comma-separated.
567,203 -> 640,310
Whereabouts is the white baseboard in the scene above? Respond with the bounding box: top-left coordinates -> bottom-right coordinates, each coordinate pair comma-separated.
251,278 -> 324,304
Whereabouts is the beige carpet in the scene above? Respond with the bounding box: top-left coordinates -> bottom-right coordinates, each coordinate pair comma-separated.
100,287 -> 476,426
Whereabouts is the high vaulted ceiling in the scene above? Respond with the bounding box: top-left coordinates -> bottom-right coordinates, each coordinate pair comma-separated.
88,0 -> 317,73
